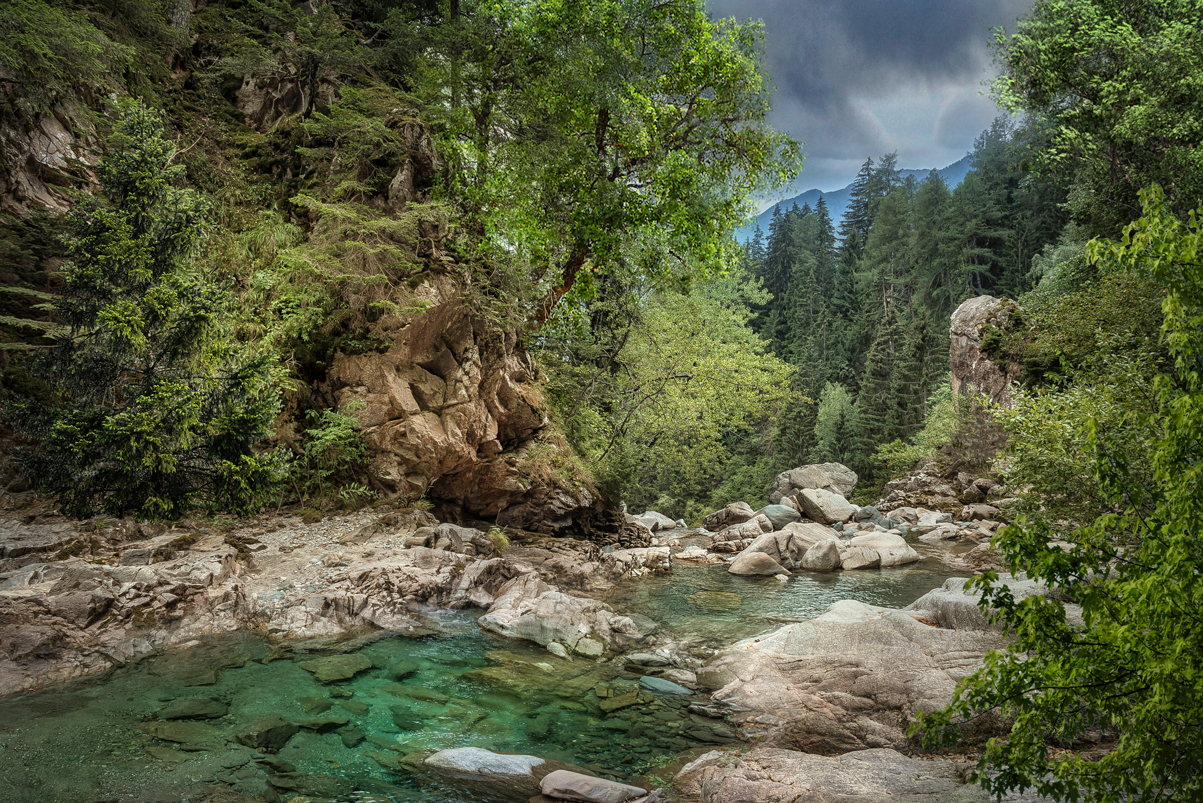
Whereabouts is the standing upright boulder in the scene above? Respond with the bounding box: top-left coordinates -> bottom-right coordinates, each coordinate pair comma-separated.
949,295 -> 1023,406
768,463 -> 858,504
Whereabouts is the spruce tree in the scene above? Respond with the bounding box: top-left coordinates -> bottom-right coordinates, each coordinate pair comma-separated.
8,101 -> 283,519
853,302 -> 901,478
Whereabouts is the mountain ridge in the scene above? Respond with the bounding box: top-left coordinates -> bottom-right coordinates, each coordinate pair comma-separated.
736,155 -> 973,242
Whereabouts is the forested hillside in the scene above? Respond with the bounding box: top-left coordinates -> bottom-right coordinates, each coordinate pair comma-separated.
0,0 -> 799,523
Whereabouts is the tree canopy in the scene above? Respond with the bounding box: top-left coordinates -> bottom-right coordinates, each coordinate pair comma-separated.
991,0 -> 1203,232
915,185 -> 1203,802
387,0 -> 802,324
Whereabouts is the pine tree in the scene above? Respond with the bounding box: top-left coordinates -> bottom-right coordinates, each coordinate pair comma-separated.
811,381 -> 857,465
8,101 -> 283,518
853,302 -> 901,478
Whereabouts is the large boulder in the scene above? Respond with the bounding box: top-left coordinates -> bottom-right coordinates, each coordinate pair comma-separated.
703,502 -> 756,532
838,545 -> 881,571
423,747 -> 554,801
540,769 -> 647,803
799,540 -> 841,572
769,463 -> 858,504
632,511 -> 676,532
703,600 -> 1006,753
907,575 -> 1084,631
741,528 -> 823,568
477,572 -> 642,657
674,747 -> 994,803
796,487 -> 857,524
727,552 -> 790,577
778,521 -> 842,552
848,533 -> 920,567
949,295 -> 1023,406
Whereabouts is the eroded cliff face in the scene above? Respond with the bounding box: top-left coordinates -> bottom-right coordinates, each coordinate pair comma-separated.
0,92 -> 98,217
326,275 -> 598,532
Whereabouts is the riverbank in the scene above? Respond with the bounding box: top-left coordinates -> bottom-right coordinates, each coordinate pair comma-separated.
0,496 -> 1061,803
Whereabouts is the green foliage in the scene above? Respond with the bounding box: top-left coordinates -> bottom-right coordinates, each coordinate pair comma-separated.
295,401 -> 369,500
992,0 -> 1203,233
485,526 -> 509,555
541,266 -> 791,519
873,381 -> 957,478
914,186 -> 1203,802
6,101 -> 283,519
0,0 -> 133,115
811,382 -> 857,466
391,0 -> 801,325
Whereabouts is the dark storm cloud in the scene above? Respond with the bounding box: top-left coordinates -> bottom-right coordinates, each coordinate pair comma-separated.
707,0 -> 1033,191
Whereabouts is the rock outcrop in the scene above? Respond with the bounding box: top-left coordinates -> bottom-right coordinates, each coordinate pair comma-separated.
476,572 -> 649,657
950,295 -> 1023,406
703,599 -> 1005,754
325,275 -> 600,533
674,747 -> 995,803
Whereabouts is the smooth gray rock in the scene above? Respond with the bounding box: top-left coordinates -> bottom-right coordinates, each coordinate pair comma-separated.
848,533 -> 920,567
797,487 -> 857,524
727,551 -> 789,576
906,575 -> 1084,631
756,504 -> 802,530
425,747 -> 545,777
838,545 -> 881,570
675,746 -> 994,803
540,769 -> 647,803
769,462 -> 858,503
639,675 -> 692,695
799,540 -> 841,572
706,600 -> 1006,754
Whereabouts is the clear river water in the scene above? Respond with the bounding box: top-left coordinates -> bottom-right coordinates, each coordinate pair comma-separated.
0,537 -> 967,803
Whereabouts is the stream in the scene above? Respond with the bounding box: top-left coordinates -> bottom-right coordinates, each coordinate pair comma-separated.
0,535 -> 968,803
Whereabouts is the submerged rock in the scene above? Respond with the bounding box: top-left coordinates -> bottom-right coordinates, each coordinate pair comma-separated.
232,714 -> 299,752
157,698 -> 229,720
296,653 -> 374,683
639,675 -> 692,696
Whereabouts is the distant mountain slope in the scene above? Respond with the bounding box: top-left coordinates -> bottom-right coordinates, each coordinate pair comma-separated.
735,155 -> 972,243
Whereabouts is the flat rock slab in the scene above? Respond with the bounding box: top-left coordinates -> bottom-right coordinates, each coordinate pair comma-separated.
137,720 -> 225,749
540,769 -> 647,803
639,675 -> 692,695
231,714 -> 299,751
157,698 -> 229,720
296,653 -> 374,683
425,746 -> 545,777
675,747 -> 989,803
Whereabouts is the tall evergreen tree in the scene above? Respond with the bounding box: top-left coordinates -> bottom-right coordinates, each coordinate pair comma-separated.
853,302 -> 901,478
8,102 -> 283,518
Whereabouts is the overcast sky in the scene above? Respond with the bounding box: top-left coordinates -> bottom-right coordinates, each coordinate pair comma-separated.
706,0 -> 1034,196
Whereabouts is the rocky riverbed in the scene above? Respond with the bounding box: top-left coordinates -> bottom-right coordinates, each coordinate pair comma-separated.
0,463 -> 1065,803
